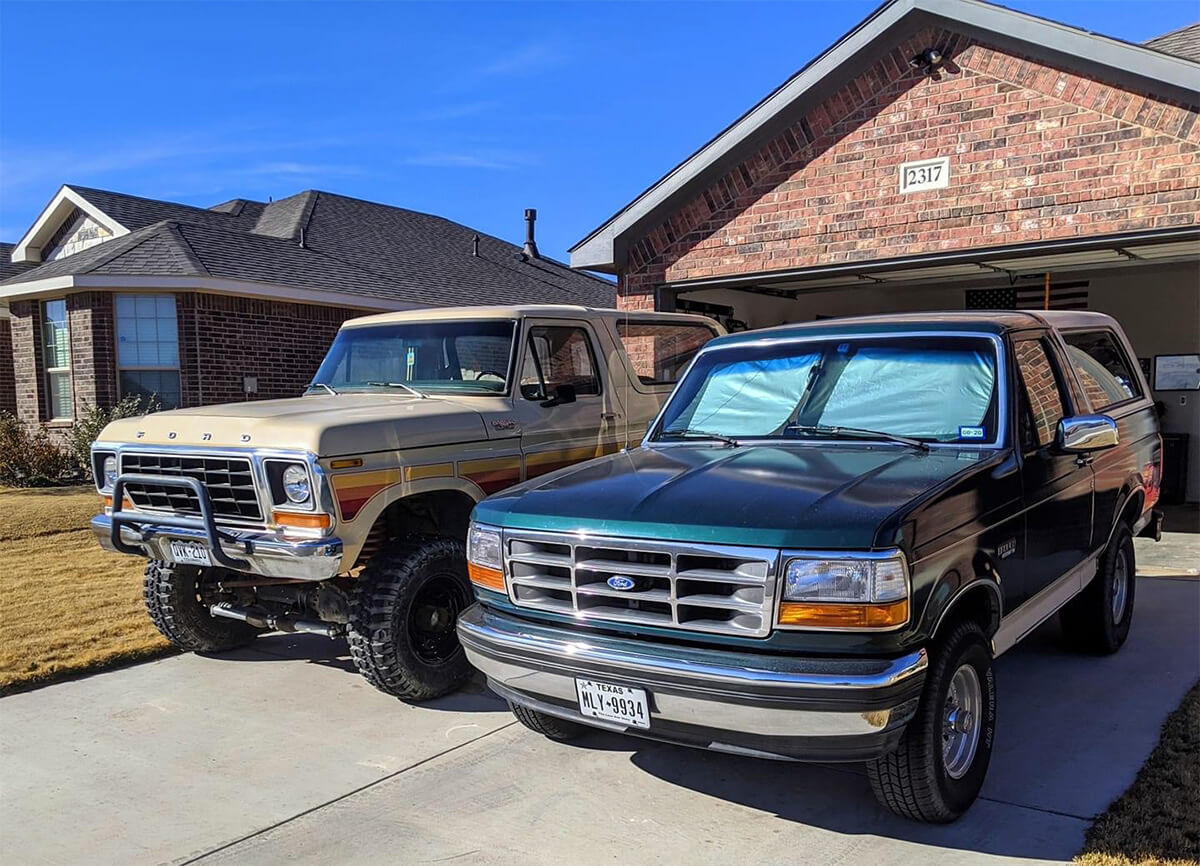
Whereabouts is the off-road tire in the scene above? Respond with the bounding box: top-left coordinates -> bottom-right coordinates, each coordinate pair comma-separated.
347,537 -> 473,701
508,701 -> 586,741
143,560 -> 259,652
1060,523 -> 1136,654
867,620 -> 996,823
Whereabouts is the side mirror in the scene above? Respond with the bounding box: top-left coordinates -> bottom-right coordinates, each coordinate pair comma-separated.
540,383 -> 577,408
1058,415 -> 1118,452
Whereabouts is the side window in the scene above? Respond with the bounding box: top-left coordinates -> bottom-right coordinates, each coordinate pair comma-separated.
1062,330 -> 1141,410
615,321 -> 717,386
1014,339 -> 1067,451
520,326 -> 600,400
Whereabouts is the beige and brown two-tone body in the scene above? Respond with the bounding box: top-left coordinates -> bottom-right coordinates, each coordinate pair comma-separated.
90,305 -> 720,698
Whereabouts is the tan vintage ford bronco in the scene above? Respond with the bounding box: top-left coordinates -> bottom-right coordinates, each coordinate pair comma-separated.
90,305 -> 721,699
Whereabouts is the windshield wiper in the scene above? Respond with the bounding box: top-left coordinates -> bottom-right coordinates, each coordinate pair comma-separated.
784,423 -> 930,451
364,381 -> 427,399
306,382 -> 339,396
659,428 -> 739,447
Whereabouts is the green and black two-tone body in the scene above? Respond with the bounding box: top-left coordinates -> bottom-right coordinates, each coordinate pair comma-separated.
458,310 -> 1163,823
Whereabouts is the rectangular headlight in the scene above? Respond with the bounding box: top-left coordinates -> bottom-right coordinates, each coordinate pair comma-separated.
467,523 -> 503,571
466,523 -> 505,593
783,553 -> 908,604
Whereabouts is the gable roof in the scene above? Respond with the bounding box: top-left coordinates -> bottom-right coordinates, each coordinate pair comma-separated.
1146,22 -> 1200,62
3,187 -> 616,309
569,0 -> 1200,272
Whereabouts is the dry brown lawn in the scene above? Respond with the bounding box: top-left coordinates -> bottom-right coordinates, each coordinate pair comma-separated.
0,486 -> 169,692
1076,681 -> 1200,866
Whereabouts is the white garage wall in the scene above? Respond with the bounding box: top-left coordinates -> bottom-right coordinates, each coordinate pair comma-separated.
681,259 -> 1199,500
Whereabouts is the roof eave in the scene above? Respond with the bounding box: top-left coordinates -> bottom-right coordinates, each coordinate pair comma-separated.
570,0 -> 1200,272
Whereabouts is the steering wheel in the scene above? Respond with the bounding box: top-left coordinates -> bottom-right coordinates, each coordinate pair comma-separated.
474,370 -> 506,381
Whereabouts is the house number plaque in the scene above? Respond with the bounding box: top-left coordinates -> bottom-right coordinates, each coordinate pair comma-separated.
899,157 -> 950,193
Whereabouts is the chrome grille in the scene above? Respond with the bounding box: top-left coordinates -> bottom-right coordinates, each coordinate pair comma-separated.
121,453 -> 263,522
504,530 -> 779,637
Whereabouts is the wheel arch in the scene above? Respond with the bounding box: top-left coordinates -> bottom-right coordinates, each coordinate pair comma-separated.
929,576 -> 1003,643
348,479 -> 483,567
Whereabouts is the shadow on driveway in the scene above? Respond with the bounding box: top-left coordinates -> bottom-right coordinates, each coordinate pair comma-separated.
534,576 -> 1199,862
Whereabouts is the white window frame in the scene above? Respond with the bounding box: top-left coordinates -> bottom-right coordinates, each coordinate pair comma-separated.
41,298 -> 72,421
115,293 -> 181,409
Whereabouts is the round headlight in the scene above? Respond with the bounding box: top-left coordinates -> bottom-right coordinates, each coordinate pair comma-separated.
103,456 -> 118,490
282,465 -> 311,504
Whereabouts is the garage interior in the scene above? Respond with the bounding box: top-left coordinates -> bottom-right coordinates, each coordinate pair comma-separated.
665,230 -> 1200,502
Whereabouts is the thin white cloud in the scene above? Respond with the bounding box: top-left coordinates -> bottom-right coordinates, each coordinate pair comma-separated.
479,41 -> 565,77
238,161 -> 362,177
399,152 -> 525,170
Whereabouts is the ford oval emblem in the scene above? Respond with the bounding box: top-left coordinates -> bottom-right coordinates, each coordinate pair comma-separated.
606,575 -> 638,592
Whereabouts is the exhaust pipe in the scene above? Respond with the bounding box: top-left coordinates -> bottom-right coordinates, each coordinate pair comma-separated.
209,602 -> 340,638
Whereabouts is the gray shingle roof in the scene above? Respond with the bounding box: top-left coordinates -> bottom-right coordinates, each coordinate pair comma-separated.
1145,22 -> 1200,62
4,187 -> 616,308
0,243 -> 37,282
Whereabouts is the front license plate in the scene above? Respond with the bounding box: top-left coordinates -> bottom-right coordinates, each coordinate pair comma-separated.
168,539 -> 212,567
575,678 -> 650,729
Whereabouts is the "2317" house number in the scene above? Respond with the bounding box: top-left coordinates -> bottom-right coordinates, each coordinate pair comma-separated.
899,157 -> 950,193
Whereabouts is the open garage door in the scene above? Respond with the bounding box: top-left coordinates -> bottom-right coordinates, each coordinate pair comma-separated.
663,228 -> 1200,501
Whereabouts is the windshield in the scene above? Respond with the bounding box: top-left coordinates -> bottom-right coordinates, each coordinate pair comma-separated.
312,320 -> 516,395
654,334 -> 1000,445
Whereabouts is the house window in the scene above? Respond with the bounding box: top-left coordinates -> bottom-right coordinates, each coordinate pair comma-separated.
42,299 -> 72,420
116,294 -> 181,409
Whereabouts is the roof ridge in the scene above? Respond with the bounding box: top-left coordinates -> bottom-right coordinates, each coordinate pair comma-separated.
65,185 -> 239,220
164,222 -> 211,277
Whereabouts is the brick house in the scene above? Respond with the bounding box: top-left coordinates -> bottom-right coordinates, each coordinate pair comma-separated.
0,187 -> 614,432
570,0 -> 1199,500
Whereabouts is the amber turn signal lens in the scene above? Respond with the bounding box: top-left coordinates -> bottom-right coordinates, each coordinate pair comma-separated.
103,495 -> 134,510
330,458 -> 364,469
468,563 -> 505,593
273,511 -> 332,529
778,599 -> 908,629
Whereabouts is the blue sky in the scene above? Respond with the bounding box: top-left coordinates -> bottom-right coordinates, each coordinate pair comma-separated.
1,1 -> 1195,262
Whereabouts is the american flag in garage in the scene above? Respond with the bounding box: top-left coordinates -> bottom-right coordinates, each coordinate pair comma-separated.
965,281 -> 1089,310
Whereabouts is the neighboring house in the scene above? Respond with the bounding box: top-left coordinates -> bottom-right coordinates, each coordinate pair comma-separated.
0,186 -> 615,430
570,0 -> 1199,500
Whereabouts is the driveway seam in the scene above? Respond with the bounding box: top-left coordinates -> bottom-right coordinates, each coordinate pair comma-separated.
177,720 -> 517,865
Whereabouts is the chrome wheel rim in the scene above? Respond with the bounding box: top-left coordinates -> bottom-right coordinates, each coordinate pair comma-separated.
1111,548 -> 1129,624
942,664 -> 982,780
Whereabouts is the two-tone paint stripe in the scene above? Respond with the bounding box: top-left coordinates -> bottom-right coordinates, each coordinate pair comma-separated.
331,443 -> 628,520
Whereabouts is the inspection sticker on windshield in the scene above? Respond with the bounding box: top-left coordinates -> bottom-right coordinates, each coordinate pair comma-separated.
575,679 -> 650,729
959,426 -> 985,440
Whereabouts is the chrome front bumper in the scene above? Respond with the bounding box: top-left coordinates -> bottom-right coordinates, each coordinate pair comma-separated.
458,604 -> 927,762
91,513 -> 344,580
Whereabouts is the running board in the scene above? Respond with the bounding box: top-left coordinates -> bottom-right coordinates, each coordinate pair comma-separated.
991,551 -> 1100,657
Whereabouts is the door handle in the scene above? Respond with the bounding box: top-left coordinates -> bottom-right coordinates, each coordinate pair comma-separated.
601,413 -> 618,422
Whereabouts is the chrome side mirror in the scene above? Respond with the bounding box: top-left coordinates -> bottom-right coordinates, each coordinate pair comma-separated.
1058,415 -> 1118,452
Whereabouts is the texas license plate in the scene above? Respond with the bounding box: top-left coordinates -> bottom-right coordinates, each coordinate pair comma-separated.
575,678 -> 650,729
168,539 -> 212,567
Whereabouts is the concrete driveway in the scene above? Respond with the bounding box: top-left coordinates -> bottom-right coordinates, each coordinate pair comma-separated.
2,555 -> 1197,865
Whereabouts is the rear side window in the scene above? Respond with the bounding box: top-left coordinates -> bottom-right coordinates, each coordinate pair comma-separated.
616,321 -> 717,386
1014,339 -> 1067,451
1063,330 -> 1142,410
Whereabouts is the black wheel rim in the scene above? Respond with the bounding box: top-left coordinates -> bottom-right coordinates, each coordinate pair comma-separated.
407,574 -> 470,665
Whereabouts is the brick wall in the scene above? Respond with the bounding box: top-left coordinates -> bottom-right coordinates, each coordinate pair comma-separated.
9,300 -> 43,425
68,292 -> 118,414
178,293 -> 368,405
0,317 -> 15,415
619,27 -> 1200,307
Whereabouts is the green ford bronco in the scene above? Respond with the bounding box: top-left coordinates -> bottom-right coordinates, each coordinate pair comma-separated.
459,310 -> 1164,822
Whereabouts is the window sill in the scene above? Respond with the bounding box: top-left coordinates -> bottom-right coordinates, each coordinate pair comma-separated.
45,420 -> 75,428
